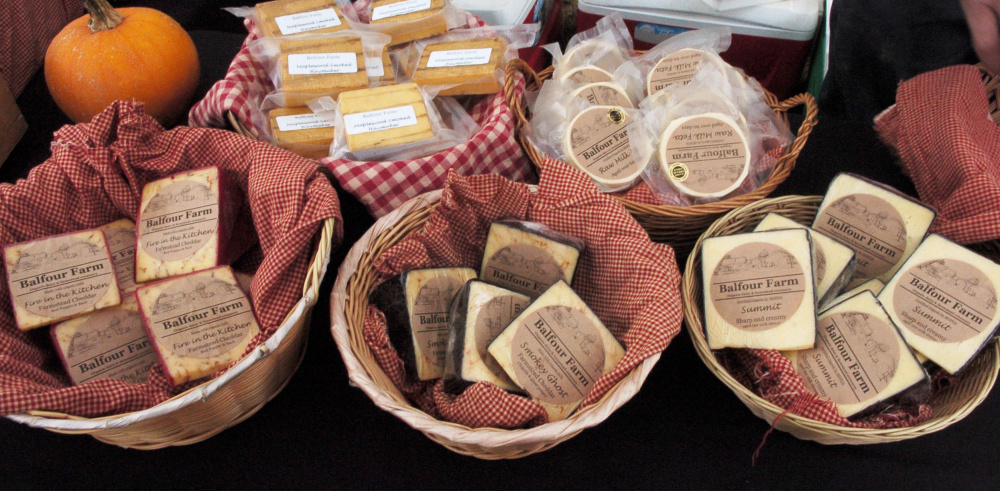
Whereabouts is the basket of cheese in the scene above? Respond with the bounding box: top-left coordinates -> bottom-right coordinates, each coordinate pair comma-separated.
0,101 -> 342,448
682,174 -> 1000,444
330,162 -> 683,459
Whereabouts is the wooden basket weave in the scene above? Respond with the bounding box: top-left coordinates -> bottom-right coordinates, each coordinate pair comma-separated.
5,218 -> 338,449
330,188 -> 661,459
503,58 -> 819,256
681,195 -> 999,444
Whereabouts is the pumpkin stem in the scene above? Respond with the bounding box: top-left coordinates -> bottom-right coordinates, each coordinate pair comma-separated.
84,0 -> 125,33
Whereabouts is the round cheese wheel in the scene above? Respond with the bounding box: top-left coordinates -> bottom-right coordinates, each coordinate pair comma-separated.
559,65 -> 615,84
658,112 -> 750,199
570,82 -> 633,108
562,106 -> 643,189
563,39 -> 629,73
646,48 -> 705,96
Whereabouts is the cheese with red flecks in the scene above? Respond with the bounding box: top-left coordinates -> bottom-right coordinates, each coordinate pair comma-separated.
99,219 -> 141,294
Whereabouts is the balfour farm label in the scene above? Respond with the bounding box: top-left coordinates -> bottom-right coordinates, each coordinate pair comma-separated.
709,242 -> 807,332
138,180 -> 219,263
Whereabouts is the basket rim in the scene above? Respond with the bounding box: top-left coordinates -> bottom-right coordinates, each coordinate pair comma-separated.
6,216 -> 338,431
329,187 -> 662,452
681,194 -> 1000,442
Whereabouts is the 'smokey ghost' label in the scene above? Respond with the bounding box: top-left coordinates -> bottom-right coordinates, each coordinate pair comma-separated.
483,244 -> 566,296
409,275 -> 465,371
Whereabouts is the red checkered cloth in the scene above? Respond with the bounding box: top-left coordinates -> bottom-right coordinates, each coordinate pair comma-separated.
875,64 -> 1000,245
0,101 -> 343,417
362,159 -> 683,428
0,0 -> 82,97
188,12 -> 534,219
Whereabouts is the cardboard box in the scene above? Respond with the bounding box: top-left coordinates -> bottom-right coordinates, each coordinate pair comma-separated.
0,78 -> 27,166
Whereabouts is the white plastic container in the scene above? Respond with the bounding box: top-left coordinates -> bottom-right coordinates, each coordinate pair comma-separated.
451,0 -> 538,26
700,0 -> 784,11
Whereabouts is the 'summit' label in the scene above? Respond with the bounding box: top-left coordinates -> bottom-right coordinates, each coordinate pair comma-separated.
371,0 -> 432,21
287,53 -> 357,75
409,276 -> 465,371
274,8 -> 341,35
426,48 -> 493,68
343,105 -> 418,135
814,194 -> 907,280
138,180 -> 218,263
710,242 -> 807,331
892,259 -> 997,343
566,106 -> 638,184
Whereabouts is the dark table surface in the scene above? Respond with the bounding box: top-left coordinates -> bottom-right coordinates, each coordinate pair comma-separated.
2,2 -> 999,489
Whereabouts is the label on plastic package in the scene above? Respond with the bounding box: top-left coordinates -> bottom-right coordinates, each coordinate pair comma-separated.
8,234 -> 115,319
648,49 -> 703,94
566,106 -> 638,184
571,83 -> 632,108
366,57 -> 385,77
139,180 -> 218,263
709,242 -> 807,331
288,53 -> 358,75
371,0 -> 431,21
892,259 -> 996,343
661,114 -> 749,197
426,48 -> 493,68
814,194 -> 907,279
410,275 -> 465,371
343,105 -> 418,135
274,8 -> 341,35
275,113 -> 335,132
60,303 -> 156,385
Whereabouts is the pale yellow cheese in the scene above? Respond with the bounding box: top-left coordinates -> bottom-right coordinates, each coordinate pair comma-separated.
255,0 -> 348,38
411,37 -> 507,96
480,221 -> 582,297
337,83 -> 434,151
279,36 -> 369,107
449,281 -> 530,391
98,219 -> 142,294
268,106 -> 335,159
369,0 -> 447,46
403,267 -> 477,380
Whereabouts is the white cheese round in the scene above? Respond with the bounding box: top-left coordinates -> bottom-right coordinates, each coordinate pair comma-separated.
658,112 -> 750,199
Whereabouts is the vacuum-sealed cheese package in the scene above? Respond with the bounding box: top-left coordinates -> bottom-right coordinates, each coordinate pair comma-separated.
614,26 -> 731,101
226,0 -> 351,39
545,12 -> 634,86
335,0 -> 469,47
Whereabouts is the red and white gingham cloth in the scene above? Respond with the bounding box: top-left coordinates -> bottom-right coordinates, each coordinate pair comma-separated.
0,0 -> 82,97
188,11 -> 534,218
876,64 -> 1000,245
0,101 -> 343,417
362,159 -> 683,428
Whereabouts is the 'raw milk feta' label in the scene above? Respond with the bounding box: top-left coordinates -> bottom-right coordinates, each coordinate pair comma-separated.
426,48 -> 494,68
371,0 -> 432,21
892,259 -> 997,343
483,244 -> 566,296
647,49 -> 704,94
274,8 -> 341,35
409,275 -> 465,371
61,304 -> 156,385
660,114 -> 749,198
288,53 -> 357,75
148,276 -> 257,359
571,83 -> 633,108
709,242 -> 807,331
473,294 -> 529,378
275,113 -> 335,132
138,180 -> 218,263
343,105 -> 418,135
814,194 -> 907,279
510,306 -> 605,405
566,106 -> 638,184
8,235 -> 115,319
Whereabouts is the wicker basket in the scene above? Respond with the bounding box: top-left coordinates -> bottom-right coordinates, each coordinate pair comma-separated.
503,58 -> 819,256
681,195 -> 1000,444
330,188 -> 662,459
5,218 -> 337,449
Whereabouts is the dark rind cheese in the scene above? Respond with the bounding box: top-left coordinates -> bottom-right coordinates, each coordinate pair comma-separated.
480,220 -> 584,297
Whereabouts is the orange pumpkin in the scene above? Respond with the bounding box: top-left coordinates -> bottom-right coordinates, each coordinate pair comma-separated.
44,0 -> 200,125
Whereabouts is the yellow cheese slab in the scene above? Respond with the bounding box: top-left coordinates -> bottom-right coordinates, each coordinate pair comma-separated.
411,37 -> 506,96
338,83 -> 434,151
370,0 -> 447,46
255,0 -> 348,37
268,106 -> 335,159
99,219 -> 142,295
279,36 -> 369,107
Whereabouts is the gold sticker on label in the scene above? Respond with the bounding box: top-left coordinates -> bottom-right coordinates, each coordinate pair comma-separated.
607,107 -> 625,124
709,242 -> 807,331
139,180 -> 219,263
8,234 -> 115,319
410,276 -> 464,370
566,106 -> 639,184
814,194 -> 907,279
147,276 -> 256,359
892,259 -> 997,343
668,162 -> 689,182
660,114 -> 749,197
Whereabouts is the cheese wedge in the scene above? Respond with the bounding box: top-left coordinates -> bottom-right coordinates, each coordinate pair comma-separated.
279,36 -> 369,107
51,297 -> 157,385
136,266 -> 262,387
411,37 -> 506,96
488,280 -> 626,422
338,83 -> 434,151
99,219 -> 141,295
369,0 -> 447,46
878,234 -> 1000,375
4,229 -> 121,331
480,220 -> 583,297
570,82 -> 633,108
268,106 -> 335,159
702,229 -> 817,350
255,0 -> 348,37
784,291 -> 928,418
825,278 -> 885,313
659,113 -> 750,199
563,106 -> 642,190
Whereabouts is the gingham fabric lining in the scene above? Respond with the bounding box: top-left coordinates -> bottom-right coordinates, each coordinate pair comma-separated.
0,101 -> 342,417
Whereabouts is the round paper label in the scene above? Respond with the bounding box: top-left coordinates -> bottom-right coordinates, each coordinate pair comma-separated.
710,242 -> 807,331
510,305 -> 605,405
659,114 -> 750,197
139,180 -> 219,263
147,276 -> 256,359
814,194 -> 907,279
409,275 -> 464,370
482,244 -> 565,296
571,83 -> 633,108
561,66 -> 614,84
8,234 -> 114,319
565,106 -> 640,185
647,48 -> 703,95
64,305 -> 155,385
892,259 -> 997,343
474,294 -> 528,376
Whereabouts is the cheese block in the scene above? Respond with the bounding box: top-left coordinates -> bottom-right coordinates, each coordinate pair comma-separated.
702,229 -> 817,350
279,35 -> 369,107
480,220 -> 583,297
562,39 -> 630,74
784,291 -> 928,418
444,280 -> 530,392
255,0 -> 348,37
658,113 -> 750,199
487,280 -> 626,422
370,49 -> 396,84
268,106 -> 335,159
136,266 -> 262,387
370,267 -> 477,381
646,48 -> 705,95
4,229 -> 121,331
559,65 -> 615,85
411,37 -> 506,96
570,82 -> 633,108
825,278 -> 885,313
812,173 -> 936,284
563,105 -> 642,190
50,297 -> 157,385
99,219 -> 142,295
135,166 -> 242,283
754,213 -> 857,309
369,0 -> 447,46
338,83 -> 434,151
878,234 -> 1000,374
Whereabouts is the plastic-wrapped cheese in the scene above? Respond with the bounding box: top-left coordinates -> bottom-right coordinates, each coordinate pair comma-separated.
50,297 -> 157,385
825,278 -> 885,313
487,280 -> 626,422
99,219 -> 141,294
279,35 -> 370,107
369,0 -> 447,46
411,37 -> 506,96
268,106 -> 335,159
658,113 -> 751,199
812,173 -> 935,284
559,65 -> 615,84
562,39 -> 629,75
646,48 -> 705,95
878,234 -> 1000,375
570,82 -> 633,108
136,266 -> 261,387
338,83 -> 434,151
4,229 -> 121,331
255,0 -> 348,37
754,213 -> 857,309
563,105 -> 643,190
480,220 -> 583,297
784,291 -> 928,418
702,229 -> 817,350
135,166 -> 243,283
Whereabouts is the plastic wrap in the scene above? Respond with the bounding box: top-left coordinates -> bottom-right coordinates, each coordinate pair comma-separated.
614,26 -> 731,100
479,220 -> 585,296
225,1 -> 350,38
335,0 -> 469,46
546,12 -> 634,85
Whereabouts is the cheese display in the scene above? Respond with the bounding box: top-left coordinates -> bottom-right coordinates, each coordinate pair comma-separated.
480,220 -> 583,297
411,37 -> 506,96
268,106 -> 335,159
370,267 -> 477,381
562,39 -> 629,75
369,0 -> 447,46
4,229 -> 121,331
812,173 -> 936,284
569,82 -> 633,108
444,280 -> 530,392
754,213 -> 857,309
99,219 -> 141,294
337,83 -> 434,151
135,166 -> 242,283
255,0 -> 348,37
135,266 -> 262,387
878,234 -> 1000,375
278,35 -> 369,107
784,291 -> 928,418
646,48 -> 704,95
702,229 -> 817,350
50,297 -> 157,385
563,106 -> 642,190
559,65 -> 615,85
825,278 -> 885,312
487,280 -> 626,422
658,113 -> 751,199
